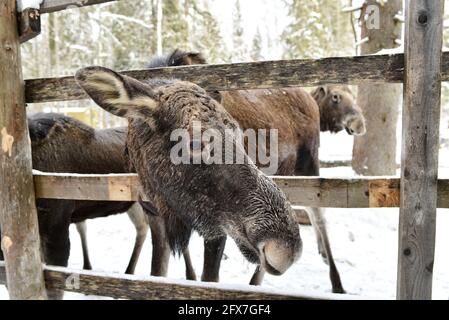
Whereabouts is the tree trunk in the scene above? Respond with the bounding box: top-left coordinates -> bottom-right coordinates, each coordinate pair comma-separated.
352,0 -> 403,176
156,0 -> 163,55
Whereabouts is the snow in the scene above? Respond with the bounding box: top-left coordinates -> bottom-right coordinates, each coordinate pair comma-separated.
2,200 -> 447,300
17,0 -> 43,12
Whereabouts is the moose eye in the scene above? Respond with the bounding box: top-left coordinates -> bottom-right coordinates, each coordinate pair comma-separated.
332,94 -> 340,104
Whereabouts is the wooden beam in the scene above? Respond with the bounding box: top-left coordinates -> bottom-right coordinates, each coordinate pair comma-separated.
40,0 -> 116,14
276,176 -> 372,208
34,172 -> 142,202
32,172 -> 449,208
33,172 -> 373,207
0,262 -> 344,300
18,8 -> 41,43
0,0 -> 47,300
22,52 -> 449,104
397,0 -> 444,300
30,172 -> 312,223
43,266 -> 325,300
24,53 -> 407,103
319,160 -> 353,168
319,160 -> 401,169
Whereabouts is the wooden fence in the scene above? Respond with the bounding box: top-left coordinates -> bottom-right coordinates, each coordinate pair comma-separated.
0,0 -> 445,300
30,172 -> 449,209
0,262 -> 341,300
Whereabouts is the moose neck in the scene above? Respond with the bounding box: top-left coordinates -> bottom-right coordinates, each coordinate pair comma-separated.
314,99 -> 333,133
309,87 -> 327,132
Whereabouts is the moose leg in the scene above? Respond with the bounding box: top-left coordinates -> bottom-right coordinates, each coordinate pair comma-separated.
147,214 -> 170,277
249,265 -> 266,286
201,236 -> 226,282
75,221 -> 92,270
125,204 -> 149,274
0,227 -> 3,261
42,224 -> 71,300
308,207 -> 345,294
182,247 -> 197,280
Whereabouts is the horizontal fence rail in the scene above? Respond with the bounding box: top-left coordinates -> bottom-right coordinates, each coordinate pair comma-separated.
32,172 -> 449,208
25,53 -> 409,103
23,52 -> 449,104
40,0 -> 116,14
0,262 -> 349,300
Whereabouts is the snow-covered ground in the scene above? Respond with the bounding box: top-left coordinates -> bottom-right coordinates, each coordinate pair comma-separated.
1,130 -> 449,300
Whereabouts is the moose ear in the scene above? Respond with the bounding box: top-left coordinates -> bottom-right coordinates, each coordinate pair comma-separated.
171,50 -> 207,66
312,86 -> 328,102
183,52 -> 207,65
75,66 -> 158,119
317,86 -> 328,98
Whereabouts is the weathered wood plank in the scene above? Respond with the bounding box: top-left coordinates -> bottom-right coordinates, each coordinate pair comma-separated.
0,0 -> 47,300
24,53 -> 407,103
275,176 -> 371,208
0,262 -> 344,300
33,173 -> 373,207
319,160 -> 401,169
44,266 -> 329,300
22,51 -> 449,104
397,0 -> 444,300
40,0 -> 116,14
319,160 -> 352,168
34,172 -> 143,201
33,173 -> 449,208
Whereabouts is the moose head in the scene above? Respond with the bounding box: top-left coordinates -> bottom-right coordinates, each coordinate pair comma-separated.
312,85 -> 366,136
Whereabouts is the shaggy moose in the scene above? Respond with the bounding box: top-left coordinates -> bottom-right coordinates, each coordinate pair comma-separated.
75,66 -> 302,278
141,50 -> 364,293
26,113 -> 135,269
73,50 -> 365,293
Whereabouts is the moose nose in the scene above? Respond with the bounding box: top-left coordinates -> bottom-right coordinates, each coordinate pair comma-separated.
346,118 -> 366,136
261,239 -> 302,276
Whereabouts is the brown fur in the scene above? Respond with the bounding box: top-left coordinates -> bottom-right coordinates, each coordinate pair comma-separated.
312,85 -> 365,135
76,66 -> 303,278
138,50 -> 356,293
27,113 -> 135,267
221,88 -> 320,175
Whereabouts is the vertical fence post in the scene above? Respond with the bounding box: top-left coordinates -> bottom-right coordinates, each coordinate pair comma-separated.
397,0 -> 444,300
0,0 -> 47,299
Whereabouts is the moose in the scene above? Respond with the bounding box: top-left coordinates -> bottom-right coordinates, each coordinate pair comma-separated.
75,66 -> 303,284
74,49 -> 365,293
140,50 -> 364,293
